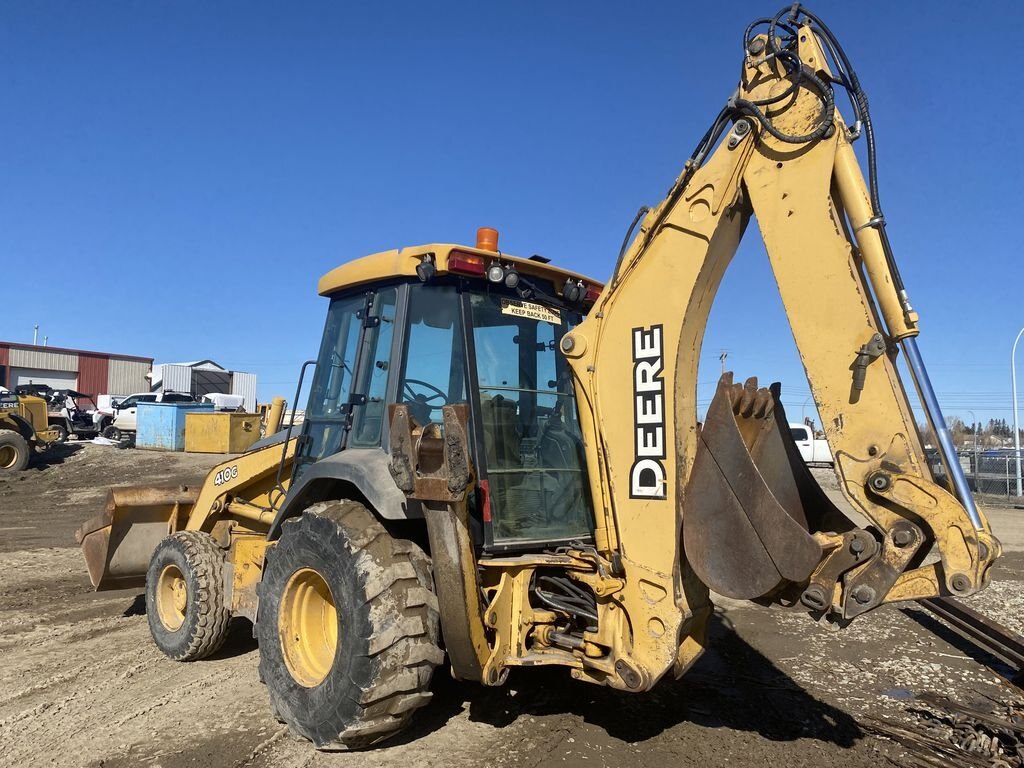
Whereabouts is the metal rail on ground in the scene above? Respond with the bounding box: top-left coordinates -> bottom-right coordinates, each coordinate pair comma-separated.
918,597 -> 1024,684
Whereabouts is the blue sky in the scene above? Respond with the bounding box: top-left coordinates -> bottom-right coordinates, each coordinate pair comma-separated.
2,1 -> 1021,426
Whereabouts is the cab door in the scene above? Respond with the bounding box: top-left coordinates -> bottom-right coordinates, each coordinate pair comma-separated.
297,287 -> 399,471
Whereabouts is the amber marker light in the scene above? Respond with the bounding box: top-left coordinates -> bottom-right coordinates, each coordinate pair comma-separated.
476,227 -> 499,252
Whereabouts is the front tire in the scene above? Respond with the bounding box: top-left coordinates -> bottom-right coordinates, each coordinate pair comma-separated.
145,531 -> 231,660
102,425 -> 123,441
257,500 -> 442,750
0,431 -> 31,472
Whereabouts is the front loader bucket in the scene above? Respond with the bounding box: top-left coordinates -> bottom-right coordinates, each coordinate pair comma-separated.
683,374 -> 852,600
75,486 -> 199,591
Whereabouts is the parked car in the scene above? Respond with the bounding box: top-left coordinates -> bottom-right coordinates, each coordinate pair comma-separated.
103,391 -> 197,439
789,423 -> 833,466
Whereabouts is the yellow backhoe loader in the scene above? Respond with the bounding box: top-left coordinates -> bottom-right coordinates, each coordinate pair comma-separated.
78,4 -> 1000,750
0,391 -> 60,472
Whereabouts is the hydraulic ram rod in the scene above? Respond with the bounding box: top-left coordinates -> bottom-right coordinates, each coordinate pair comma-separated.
902,337 -> 984,530
833,139 -> 981,530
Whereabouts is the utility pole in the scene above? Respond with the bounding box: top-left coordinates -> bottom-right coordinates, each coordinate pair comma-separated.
1012,327 -> 1024,497
719,351 -> 728,376
33,325 -> 38,345
801,395 -> 814,430
966,409 -> 978,452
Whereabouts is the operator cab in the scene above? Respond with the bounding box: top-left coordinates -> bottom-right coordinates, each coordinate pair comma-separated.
296,230 -> 600,552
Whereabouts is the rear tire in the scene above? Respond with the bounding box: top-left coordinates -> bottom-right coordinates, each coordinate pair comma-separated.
257,500 -> 442,750
0,431 -> 30,471
50,424 -> 68,444
145,531 -> 231,660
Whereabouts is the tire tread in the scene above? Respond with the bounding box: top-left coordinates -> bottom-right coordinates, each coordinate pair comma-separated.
0,430 -> 31,471
148,530 -> 231,661
266,500 -> 442,750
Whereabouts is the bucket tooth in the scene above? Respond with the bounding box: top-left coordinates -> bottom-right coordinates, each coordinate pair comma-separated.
683,374 -> 845,600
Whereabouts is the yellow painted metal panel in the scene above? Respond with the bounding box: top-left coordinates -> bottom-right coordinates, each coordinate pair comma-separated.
317,244 -> 601,297
185,412 -> 261,454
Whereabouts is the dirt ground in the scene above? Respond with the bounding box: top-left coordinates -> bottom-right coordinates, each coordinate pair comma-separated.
2,443 -> 1023,768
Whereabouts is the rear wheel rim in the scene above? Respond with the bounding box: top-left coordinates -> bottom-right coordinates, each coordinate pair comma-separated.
279,568 -> 338,688
0,445 -> 17,468
156,564 -> 188,631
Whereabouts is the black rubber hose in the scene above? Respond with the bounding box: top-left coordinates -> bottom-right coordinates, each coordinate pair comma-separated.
690,104 -> 733,166
731,7 -> 835,144
733,61 -> 834,144
611,205 -> 650,287
611,101 -> 731,288
534,588 -> 599,624
787,5 -> 907,292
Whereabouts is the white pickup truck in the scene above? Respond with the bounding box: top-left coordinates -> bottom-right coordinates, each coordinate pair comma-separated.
102,391 -> 197,439
789,423 -> 833,466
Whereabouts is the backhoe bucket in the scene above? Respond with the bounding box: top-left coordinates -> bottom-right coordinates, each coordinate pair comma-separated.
76,486 -> 199,591
683,374 -> 851,600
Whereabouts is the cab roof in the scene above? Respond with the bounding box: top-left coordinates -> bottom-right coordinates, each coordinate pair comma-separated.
318,243 -> 602,297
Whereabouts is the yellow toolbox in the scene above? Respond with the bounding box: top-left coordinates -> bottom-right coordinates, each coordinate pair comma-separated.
184,412 -> 261,454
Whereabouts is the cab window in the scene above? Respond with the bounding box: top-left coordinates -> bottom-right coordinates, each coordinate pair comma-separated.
398,284 -> 467,426
468,291 -> 593,547
304,293 -> 365,460
350,288 -> 399,447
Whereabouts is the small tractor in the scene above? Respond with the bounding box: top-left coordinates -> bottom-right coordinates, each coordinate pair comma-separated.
0,391 -> 61,472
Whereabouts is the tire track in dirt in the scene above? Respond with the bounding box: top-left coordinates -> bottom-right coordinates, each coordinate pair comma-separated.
3,452 -> 1022,767
0,548 -> 273,768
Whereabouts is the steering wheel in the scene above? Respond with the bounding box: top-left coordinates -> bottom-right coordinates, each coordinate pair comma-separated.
403,378 -> 449,406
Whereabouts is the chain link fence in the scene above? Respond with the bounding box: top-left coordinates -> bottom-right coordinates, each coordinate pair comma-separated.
927,449 -> 1024,497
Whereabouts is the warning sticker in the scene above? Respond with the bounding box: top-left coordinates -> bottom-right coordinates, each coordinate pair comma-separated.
500,298 -> 561,325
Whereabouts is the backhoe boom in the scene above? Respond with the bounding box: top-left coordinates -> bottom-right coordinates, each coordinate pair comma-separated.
561,6 -> 999,685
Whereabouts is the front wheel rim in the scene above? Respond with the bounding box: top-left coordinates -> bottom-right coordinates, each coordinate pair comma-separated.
156,564 -> 188,631
0,445 -> 17,468
279,568 -> 338,688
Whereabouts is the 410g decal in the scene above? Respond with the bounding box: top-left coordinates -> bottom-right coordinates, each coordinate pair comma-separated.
214,465 -> 239,486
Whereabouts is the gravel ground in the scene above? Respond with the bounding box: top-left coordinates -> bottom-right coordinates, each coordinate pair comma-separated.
0,446 -> 1022,768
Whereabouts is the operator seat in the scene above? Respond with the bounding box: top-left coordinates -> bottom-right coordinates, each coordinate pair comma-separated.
480,394 -> 520,468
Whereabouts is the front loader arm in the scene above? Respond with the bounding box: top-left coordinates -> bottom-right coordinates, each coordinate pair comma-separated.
563,7 -> 999,682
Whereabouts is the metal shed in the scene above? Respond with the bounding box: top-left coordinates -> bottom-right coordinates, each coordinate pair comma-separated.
150,360 -> 258,411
